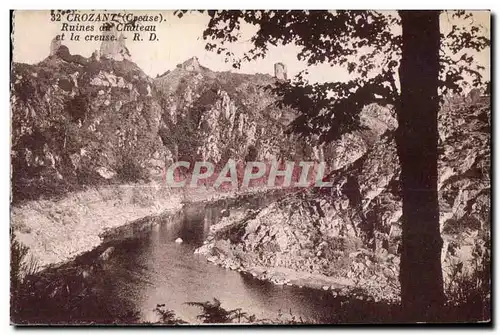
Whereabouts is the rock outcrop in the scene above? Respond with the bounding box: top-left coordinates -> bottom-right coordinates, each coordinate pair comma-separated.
11,46 -> 163,201
100,25 -> 131,62
10,42 -> 490,305
11,52 -> 318,201
154,59 -> 308,166
49,36 -> 62,56
179,57 -> 201,72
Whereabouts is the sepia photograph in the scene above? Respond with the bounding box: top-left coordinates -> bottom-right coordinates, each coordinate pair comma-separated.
9,9 -> 491,325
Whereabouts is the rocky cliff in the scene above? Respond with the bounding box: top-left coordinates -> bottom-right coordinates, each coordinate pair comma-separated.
11,46 -> 164,201
11,43 -> 490,308
154,57 -> 307,166
195,96 -> 491,304
11,50 -> 309,202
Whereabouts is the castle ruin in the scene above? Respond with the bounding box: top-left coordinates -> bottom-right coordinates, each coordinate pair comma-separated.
274,62 -> 287,80
49,36 -> 62,56
179,57 -> 201,72
100,24 -> 131,61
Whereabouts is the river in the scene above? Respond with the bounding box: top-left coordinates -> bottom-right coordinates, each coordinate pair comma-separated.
19,193 -> 345,324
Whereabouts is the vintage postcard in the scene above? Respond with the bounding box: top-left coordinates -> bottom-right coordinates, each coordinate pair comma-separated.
10,10 -> 491,325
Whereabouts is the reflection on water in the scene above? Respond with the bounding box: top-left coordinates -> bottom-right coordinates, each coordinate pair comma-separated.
96,195 -> 340,324
19,194 -> 343,324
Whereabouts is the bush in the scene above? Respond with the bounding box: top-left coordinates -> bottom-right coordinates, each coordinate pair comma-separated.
444,238 -> 491,321
186,298 -> 254,323
153,304 -> 186,324
116,159 -> 147,182
10,238 -> 39,321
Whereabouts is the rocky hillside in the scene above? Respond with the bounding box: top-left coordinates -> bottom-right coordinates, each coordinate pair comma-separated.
195,95 -> 491,306
11,46 -> 164,202
10,40 -> 490,313
11,50 -> 311,202
154,56 -> 308,166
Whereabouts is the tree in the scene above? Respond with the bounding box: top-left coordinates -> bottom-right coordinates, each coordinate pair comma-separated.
177,10 -> 490,321
153,304 -> 186,324
398,11 -> 443,320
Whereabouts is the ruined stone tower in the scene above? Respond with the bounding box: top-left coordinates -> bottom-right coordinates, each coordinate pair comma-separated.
100,25 -> 131,61
91,49 -> 101,61
179,56 -> 201,72
274,62 -> 287,80
49,36 -> 62,56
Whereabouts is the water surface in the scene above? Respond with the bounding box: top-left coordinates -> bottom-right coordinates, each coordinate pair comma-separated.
97,195 -> 341,323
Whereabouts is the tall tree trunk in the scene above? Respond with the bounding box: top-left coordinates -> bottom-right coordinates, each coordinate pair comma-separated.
397,10 -> 444,321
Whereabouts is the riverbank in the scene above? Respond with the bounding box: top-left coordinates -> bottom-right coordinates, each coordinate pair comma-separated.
193,187 -> 490,313
10,182 -> 285,270
198,243 -> 400,304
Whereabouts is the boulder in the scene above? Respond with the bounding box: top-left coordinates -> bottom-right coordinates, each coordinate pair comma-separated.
98,246 -> 115,261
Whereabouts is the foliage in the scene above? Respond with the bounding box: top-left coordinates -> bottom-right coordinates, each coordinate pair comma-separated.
153,304 -> 186,324
10,238 -> 39,292
444,237 -> 491,321
11,241 -> 144,325
176,10 -> 489,142
10,237 -> 39,322
186,298 -> 255,323
180,9 -> 490,319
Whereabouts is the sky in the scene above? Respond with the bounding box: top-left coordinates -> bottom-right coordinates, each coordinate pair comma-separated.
12,10 -> 490,84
